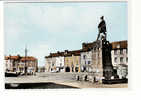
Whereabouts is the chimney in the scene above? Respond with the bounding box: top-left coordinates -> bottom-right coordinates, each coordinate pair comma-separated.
82,43 -> 86,49
57,51 -> 60,54
17,54 -> 20,57
65,50 -> 68,53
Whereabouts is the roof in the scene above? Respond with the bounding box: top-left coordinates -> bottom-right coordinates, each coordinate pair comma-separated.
111,40 -> 127,49
82,41 -> 98,52
45,49 -> 82,58
20,56 -> 37,61
68,50 -> 81,56
5,56 -> 20,60
82,42 -> 93,49
45,51 -> 65,58
5,55 -> 37,61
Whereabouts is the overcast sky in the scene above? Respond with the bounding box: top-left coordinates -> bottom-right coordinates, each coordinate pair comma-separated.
4,2 -> 128,66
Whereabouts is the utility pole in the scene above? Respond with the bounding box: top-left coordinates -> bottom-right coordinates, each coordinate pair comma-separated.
24,46 -> 27,75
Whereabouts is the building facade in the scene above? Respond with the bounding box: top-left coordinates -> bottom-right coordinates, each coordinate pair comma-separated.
64,52 -> 73,72
81,43 -> 93,72
111,40 -> 128,79
71,50 -> 81,72
45,56 -> 52,72
59,50 -> 81,72
56,52 -> 65,72
45,40 -> 128,80
5,55 -> 38,74
45,50 -> 81,72
111,40 -> 128,66
5,55 -> 21,72
45,52 -> 65,72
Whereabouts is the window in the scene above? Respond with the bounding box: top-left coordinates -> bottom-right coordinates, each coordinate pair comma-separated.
126,49 -> 128,54
114,50 -> 117,55
85,61 -> 87,65
120,57 -> 124,63
52,63 -> 54,66
114,57 -> 117,63
83,55 -> 86,59
120,49 -> 123,54
76,60 -> 78,65
88,61 -> 91,64
126,57 -> 128,63
117,44 -> 120,48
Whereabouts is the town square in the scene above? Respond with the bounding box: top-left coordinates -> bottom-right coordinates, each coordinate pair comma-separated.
4,1 -> 128,89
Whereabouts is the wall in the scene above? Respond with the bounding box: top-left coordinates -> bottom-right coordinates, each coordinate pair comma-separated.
56,56 -> 64,68
111,49 -> 128,66
72,55 -> 81,72
64,56 -> 73,72
45,57 -> 52,72
80,51 -> 92,72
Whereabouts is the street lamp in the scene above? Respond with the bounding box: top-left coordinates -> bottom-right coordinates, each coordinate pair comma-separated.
24,47 -> 27,75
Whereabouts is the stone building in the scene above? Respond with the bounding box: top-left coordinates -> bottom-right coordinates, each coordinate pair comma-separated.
45,50 -> 81,72
56,52 -> 65,72
64,50 -> 73,72
45,52 -> 65,72
45,55 -> 52,72
45,39 -> 128,80
111,40 -> 128,66
111,40 -> 128,79
5,55 -> 21,72
80,40 -> 113,81
80,43 -> 93,72
5,55 -> 38,74
72,51 -> 81,72
64,50 -> 81,72
20,57 -> 38,74
91,40 -> 103,76
45,53 -> 57,72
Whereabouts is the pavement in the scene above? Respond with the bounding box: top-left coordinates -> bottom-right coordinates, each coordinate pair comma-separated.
5,72 -> 128,88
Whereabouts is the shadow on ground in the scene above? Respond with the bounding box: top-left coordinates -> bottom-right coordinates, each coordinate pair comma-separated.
5,82 -> 79,89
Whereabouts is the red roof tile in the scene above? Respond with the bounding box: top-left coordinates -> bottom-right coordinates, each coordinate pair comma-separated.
20,57 -> 37,61
111,40 -> 127,49
5,55 -> 37,61
5,56 -> 20,60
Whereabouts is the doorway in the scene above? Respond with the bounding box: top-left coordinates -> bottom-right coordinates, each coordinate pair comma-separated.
65,67 -> 70,72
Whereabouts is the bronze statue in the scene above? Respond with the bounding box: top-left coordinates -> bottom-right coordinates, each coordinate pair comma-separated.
97,16 -> 107,41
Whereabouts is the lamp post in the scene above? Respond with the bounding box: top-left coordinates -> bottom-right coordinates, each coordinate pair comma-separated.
24,47 -> 27,75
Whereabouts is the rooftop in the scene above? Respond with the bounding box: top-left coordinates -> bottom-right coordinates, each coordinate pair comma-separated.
111,40 -> 127,49
5,55 -> 37,61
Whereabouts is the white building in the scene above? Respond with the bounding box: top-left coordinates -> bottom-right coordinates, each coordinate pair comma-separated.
111,40 -> 128,66
111,40 -> 128,79
5,55 -> 38,74
45,52 -> 65,72
56,55 -> 65,72
81,50 -> 93,72
45,57 -> 52,72
80,42 -> 93,72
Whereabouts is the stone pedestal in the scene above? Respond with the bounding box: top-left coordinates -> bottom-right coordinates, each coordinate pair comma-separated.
102,40 -> 113,80
92,39 -> 113,82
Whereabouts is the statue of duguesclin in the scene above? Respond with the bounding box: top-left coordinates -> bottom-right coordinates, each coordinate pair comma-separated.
97,16 -> 107,41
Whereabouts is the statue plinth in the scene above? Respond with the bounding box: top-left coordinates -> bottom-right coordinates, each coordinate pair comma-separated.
92,39 -> 113,82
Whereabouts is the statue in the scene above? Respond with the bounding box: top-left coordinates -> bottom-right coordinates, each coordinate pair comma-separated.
97,16 -> 107,41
